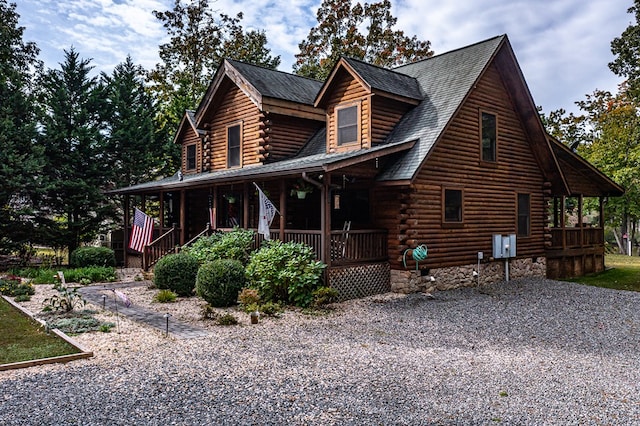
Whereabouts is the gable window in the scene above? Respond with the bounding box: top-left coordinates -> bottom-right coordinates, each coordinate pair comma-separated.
337,104 -> 358,146
227,123 -> 241,168
481,111 -> 497,162
186,144 -> 196,171
517,193 -> 530,237
443,188 -> 463,223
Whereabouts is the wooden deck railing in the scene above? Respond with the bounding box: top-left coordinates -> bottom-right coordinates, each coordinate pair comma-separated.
143,226 -> 177,270
549,227 -> 604,249
217,228 -> 387,265
180,226 -> 212,251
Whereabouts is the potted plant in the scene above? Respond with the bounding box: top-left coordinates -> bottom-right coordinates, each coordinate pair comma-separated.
290,179 -> 314,199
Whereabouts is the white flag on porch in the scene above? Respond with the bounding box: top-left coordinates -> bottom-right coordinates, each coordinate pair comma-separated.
254,182 -> 278,240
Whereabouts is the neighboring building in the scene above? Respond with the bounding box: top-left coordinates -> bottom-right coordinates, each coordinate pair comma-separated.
111,35 -> 623,299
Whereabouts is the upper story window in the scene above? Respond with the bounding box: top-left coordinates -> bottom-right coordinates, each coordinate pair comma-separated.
443,188 -> 463,223
481,111 -> 497,162
227,123 -> 241,168
337,104 -> 359,146
186,144 -> 196,171
517,193 -> 531,237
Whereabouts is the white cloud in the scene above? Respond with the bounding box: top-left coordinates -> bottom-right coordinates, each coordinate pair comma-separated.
15,0 -> 632,114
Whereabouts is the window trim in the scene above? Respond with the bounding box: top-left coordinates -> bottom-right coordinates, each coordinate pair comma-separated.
335,102 -> 361,147
442,187 -> 464,226
185,144 -> 197,171
517,192 -> 531,237
226,122 -> 243,169
480,110 -> 498,163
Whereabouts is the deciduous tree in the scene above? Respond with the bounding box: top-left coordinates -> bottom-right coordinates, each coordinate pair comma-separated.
148,0 -> 280,155
294,0 -> 433,80
610,0 -> 640,98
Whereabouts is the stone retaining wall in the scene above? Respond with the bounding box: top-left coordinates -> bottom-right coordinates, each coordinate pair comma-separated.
391,257 -> 547,294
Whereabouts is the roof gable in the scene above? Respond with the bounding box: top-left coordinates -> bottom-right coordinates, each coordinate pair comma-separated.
376,35 -> 567,193
173,110 -> 205,145
195,59 -> 324,126
315,56 -> 422,107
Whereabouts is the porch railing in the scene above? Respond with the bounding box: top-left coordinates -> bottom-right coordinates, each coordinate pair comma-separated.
549,227 -> 604,250
218,228 -> 387,265
143,226 -> 178,270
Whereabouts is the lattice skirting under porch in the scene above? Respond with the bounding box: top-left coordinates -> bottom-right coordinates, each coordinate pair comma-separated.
328,262 -> 390,301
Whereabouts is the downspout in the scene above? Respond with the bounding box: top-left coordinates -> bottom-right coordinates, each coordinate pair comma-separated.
301,172 -> 323,190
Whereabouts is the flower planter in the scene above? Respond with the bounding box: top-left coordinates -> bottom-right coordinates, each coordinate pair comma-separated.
296,191 -> 308,199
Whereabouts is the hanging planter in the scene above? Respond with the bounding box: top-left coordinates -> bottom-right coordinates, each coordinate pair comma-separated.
290,178 -> 313,199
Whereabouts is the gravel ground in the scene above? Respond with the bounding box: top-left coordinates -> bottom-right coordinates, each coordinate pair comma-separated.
2,278 -> 640,425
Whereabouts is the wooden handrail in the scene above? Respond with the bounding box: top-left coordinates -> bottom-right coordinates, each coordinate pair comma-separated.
180,226 -> 212,251
143,226 -> 177,270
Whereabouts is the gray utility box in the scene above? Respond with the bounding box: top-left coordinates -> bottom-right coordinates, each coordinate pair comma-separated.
492,234 -> 516,259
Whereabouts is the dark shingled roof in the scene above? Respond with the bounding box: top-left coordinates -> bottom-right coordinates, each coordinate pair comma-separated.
376,35 -> 506,181
340,57 -> 423,101
226,59 -> 323,106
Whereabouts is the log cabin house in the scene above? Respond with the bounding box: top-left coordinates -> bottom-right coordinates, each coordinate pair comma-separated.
111,35 -> 623,299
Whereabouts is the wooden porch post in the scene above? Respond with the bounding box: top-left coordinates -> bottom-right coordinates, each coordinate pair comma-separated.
180,189 -> 186,245
279,179 -> 286,241
322,174 -> 332,267
560,196 -> 566,249
599,197 -> 605,229
578,194 -> 584,247
212,186 -> 218,229
123,195 -> 130,268
159,192 -> 165,230
243,182 -> 249,229
553,197 -> 559,228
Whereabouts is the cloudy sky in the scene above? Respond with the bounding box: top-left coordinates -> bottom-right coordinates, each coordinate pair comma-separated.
15,0 -> 634,114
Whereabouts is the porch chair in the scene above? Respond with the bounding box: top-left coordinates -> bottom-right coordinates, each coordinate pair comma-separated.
331,221 -> 351,261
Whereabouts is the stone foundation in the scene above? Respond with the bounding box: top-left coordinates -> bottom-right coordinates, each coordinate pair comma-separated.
391,257 -> 547,294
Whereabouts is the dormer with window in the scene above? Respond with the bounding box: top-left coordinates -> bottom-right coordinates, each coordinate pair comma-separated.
315,57 -> 422,154
175,110 -> 205,175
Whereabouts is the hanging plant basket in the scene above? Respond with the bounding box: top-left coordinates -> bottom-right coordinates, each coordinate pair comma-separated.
296,191 -> 308,199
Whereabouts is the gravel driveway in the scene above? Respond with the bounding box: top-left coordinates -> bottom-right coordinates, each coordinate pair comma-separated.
2,278 -> 640,425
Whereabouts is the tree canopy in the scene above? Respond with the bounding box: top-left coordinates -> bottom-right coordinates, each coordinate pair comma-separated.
293,0 -> 433,80
610,0 -> 640,98
0,0 -> 44,254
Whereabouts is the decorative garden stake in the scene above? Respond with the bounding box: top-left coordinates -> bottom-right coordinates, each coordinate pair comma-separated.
164,313 -> 171,336
101,294 -> 106,310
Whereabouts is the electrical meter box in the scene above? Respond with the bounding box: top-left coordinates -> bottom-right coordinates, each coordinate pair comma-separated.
492,234 -> 516,259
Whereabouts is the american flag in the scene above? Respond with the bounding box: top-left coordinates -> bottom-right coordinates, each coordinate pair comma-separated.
208,195 -> 216,230
129,208 -> 153,252
254,183 -> 278,240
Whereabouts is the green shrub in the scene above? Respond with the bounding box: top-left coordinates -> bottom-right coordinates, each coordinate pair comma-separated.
70,246 -> 116,268
195,259 -> 245,307
43,287 -> 85,313
186,228 -> 255,264
259,301 -> 284,317
217,313 -> 238,326
154,289 -> 177,303
313,286 -> 340,306
245,240 -> 326,307
0,275 -> 35,297
153,253 -> 199,297
13,267 -> 116,285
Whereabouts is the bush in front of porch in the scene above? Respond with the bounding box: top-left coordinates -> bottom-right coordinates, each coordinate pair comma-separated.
185,228 -> 255,265
154,253 -> 199,296
245,241 -> 326,308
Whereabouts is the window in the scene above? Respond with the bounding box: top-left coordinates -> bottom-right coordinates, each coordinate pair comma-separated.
186,144 -> 196,170
481,112 -> 496,162
444,189 -> 463,223
518,193 -> 530,236
337,105 -> 358,145
227,124 -> 241,168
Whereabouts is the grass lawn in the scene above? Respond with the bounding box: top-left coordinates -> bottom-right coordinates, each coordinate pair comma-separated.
567,254 -> 640,292
0,297 -> 80,365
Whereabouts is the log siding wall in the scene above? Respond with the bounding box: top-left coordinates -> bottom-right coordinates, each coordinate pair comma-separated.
376,63 -> 547,270
180,129 -> 202,174
326,71 -> 370,153
268,115 -> 323,161
207,85 -> 262,170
